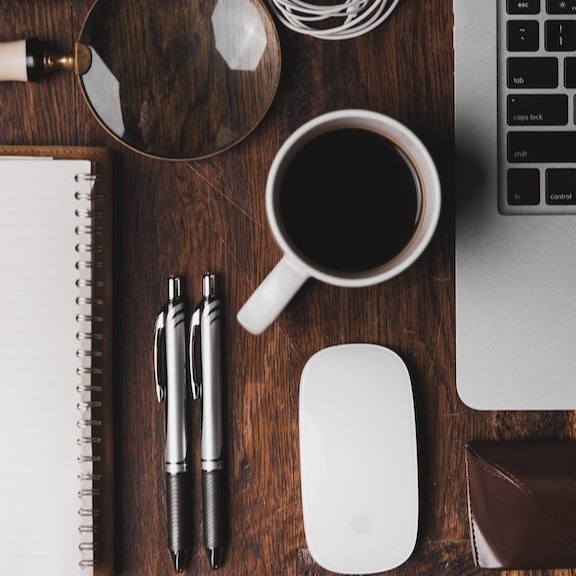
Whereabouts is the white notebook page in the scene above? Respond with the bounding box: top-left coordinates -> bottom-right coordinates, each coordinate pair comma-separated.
0,159 -> 95,576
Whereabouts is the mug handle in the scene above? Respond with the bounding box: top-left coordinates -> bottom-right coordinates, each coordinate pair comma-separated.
237,255 -> 309,335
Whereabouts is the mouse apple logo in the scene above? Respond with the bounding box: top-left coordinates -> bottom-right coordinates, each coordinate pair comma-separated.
350,512 -> 373,534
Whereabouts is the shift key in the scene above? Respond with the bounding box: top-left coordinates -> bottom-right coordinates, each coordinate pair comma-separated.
508,132 -> 576,162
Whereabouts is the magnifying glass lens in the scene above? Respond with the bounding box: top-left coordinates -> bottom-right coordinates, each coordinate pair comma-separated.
78,0 -> 281,160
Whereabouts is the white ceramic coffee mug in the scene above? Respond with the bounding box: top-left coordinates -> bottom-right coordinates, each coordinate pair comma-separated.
237,109 -> 441,335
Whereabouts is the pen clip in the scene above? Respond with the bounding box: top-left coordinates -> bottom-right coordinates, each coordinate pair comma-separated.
153,310 -> 167,403
189,305 -> 202,400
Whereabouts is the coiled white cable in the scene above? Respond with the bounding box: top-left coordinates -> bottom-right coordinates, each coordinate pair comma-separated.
267,0 -> 400,40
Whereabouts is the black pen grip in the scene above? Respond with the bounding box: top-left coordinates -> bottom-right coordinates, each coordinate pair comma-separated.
202,468 -> 227,549
166,472 -> 193,554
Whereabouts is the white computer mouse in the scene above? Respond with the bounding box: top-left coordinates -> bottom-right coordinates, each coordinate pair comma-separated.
299,343 -> 418,575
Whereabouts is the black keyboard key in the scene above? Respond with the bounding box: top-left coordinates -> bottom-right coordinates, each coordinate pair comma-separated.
566,58 -> 576,88
508,169 -> 540,205
508,131 -> 576,162
508,94 -> 568,125
507,57 -> 558,88
546,20 -> 576,51
546,169 -> 576,204
547,0 -> 576,14
508,0 -> 540,13
508,21 -> 539,51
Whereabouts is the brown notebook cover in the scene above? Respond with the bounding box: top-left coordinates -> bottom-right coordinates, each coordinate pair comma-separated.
0,146 -> 114,576
465,440 -> 576,570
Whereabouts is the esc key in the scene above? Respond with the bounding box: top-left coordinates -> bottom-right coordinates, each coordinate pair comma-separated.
507,0 -> 540,14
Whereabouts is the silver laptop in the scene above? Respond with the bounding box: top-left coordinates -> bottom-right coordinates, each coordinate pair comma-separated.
454,0 -> 576,409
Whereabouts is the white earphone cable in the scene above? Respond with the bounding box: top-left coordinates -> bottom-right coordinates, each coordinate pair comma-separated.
267,0 -> 400,40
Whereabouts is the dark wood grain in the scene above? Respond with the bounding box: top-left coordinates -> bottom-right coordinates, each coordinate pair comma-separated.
1,1 -> 575,575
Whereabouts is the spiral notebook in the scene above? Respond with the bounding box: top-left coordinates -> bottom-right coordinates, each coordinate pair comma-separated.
0,146 -> 114,576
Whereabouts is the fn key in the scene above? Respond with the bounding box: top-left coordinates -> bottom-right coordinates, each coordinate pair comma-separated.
508,169 -> 540,205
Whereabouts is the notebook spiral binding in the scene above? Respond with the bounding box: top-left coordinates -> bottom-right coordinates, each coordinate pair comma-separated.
75,171 -> 104,570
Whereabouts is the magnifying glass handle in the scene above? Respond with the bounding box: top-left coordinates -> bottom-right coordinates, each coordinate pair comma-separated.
0,37 -> 75,82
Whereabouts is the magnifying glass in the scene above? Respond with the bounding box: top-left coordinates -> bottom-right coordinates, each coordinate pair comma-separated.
0,0 -> 281,160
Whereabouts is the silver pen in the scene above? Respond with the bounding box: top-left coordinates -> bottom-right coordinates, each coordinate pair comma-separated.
190,273 -> 228,570
154,276 -> 193,573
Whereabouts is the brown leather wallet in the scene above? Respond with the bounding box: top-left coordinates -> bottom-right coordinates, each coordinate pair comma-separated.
465,441 -> 576,570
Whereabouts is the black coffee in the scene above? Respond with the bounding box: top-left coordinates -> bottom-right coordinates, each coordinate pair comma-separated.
278,128 -> 420,274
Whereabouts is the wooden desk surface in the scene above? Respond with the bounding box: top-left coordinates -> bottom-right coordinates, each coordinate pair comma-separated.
2,2 -> 575,575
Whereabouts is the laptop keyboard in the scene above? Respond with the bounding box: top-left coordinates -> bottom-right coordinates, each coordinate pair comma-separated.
500,0 -> 576,214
